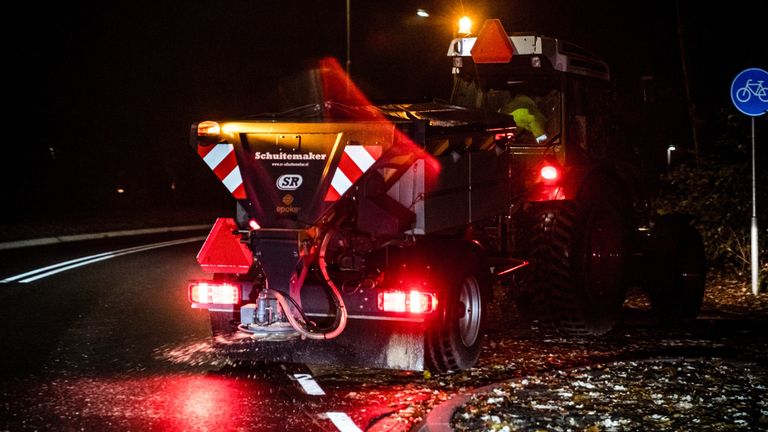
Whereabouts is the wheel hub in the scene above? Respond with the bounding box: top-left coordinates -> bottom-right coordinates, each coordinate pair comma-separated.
458,276 -> 482,347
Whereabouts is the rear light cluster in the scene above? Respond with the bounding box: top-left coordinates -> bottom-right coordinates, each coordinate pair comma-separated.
189,281 -> 240,305
378,290 -> 437,314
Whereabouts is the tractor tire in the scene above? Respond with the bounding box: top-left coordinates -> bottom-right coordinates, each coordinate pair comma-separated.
512,271 -> 553,326
644,215 -> 706,320
513,209 -> 553,326
424,243 -> 491,373
528,184 -> 631,336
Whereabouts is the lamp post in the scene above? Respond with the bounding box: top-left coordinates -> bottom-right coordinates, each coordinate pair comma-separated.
666,144 -> 676,171
346,0 -> 351,78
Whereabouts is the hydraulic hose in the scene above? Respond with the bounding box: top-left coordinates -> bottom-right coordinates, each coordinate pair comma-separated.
315,228 -> 348,339
269,228 -> 348,340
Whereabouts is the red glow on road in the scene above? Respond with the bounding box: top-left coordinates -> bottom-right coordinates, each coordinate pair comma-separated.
40,375 -> 284,431
4,370 -> 442,432
162,376 -> 238,431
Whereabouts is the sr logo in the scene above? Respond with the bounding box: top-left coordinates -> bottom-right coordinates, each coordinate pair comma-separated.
276,174 -> 303,190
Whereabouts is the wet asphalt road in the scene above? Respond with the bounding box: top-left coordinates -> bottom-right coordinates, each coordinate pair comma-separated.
1,234 -> 766,431
0,234 -> 409,431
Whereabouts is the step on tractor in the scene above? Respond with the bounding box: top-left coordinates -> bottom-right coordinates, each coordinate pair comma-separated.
187,20 -> 706,372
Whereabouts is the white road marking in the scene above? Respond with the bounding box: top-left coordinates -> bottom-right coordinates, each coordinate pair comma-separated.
1,236 -> 205,283
1,252 -> 114,282
293,373 -> 326,396
326,412 -> 363,432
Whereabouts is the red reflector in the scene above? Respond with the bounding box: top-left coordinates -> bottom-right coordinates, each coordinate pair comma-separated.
470,19 -> 514,64
197,218 -> 253,274
378,290 -> 437,314
189,282 -> 240,305
540,165 -> 558,181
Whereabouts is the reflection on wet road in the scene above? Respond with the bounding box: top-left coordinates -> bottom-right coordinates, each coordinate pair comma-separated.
0,235 -> 387,431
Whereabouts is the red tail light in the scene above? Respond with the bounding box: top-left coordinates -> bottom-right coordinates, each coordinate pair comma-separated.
188,281 -> 240,305
378,290 -> 437,314
540,165 -> 559,181
529,161 -> 566,201
248,219 -> 261,230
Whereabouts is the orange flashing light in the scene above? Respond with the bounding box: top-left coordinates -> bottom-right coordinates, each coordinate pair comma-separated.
458,16 -> 472,35
197,121 -> 221,137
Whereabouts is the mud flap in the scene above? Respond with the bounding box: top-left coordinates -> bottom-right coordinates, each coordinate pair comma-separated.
218,318 -> 426,371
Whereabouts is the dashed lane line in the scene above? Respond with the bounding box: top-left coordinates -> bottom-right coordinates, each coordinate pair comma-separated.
293,373 -> 327,396
290,371 -> 364,432
327,412 -> 364,432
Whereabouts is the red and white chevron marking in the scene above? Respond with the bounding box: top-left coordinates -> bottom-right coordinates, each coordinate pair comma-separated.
324,145 -> 382,201
197,144 -> 246,199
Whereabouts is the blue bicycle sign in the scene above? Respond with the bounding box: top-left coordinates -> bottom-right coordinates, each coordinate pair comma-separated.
736,79 -> 768,103
731,68 -> 768,116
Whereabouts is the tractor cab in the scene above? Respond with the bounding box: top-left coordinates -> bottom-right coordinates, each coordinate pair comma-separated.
447,23 -> 615,165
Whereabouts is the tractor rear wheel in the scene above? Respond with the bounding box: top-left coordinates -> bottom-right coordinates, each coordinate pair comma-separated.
528,183 -> 631,336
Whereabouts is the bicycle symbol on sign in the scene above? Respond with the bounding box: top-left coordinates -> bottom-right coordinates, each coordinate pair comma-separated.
735,79 -> 768,103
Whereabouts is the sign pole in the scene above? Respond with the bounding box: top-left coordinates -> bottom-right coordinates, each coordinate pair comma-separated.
751,117 -> 759,295
730,67 -> 767,296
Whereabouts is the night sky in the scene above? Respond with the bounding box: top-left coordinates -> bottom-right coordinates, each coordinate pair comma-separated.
4,0 -> 766,223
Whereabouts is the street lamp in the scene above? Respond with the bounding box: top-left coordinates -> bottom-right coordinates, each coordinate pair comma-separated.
667,144 -> 676,170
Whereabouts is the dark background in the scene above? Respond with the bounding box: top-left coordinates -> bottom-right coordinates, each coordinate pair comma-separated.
4,0 -> 766,225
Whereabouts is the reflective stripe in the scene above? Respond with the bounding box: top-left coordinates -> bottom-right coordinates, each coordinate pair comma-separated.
200,143 -> 245,199
324,145 -> 381,201
304,312 -> 425,323
344,145 -> 377,172
203,144 -> 234,169
330,169 -> 353,196
221,166 -> 243,193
